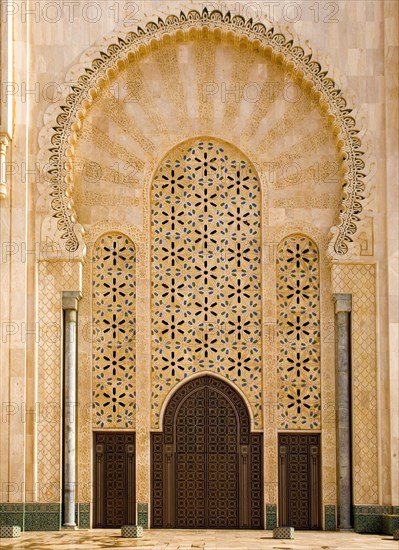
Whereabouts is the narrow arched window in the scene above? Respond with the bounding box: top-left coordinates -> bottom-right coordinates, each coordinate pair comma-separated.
92,233 -> 136,428
276,234 -> 321,429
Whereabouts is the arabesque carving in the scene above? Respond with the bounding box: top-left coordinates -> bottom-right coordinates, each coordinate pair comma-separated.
40,8 -> 367,258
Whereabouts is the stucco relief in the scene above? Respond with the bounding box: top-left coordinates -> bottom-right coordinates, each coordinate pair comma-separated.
36,7 -> 372,262
37,261 -> 82,501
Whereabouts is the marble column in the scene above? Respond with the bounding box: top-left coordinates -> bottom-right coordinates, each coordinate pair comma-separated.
333,293 -> 353,530
62,291 -> 82,529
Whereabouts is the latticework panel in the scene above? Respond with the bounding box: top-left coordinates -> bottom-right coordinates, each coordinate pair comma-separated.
92,233 -> 136,428
331,263 -> 377,504
151,139 -> 262,427
37,261 -> 79,500
276,235 -> 321,429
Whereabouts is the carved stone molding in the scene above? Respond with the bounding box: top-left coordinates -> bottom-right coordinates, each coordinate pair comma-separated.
0,132 -> 11,199
38,7 -> 369,259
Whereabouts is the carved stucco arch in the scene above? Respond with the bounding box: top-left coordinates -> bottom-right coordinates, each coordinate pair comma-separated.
38,7 -> 369,259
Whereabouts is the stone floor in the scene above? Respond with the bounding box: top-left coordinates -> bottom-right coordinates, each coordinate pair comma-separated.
0,530 -> 397,550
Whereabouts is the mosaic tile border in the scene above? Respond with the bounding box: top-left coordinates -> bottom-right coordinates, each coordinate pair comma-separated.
353,505 -> 397,534
2,502 -> 398,532
324,504 -> 336,530
381,514 -> 399,535
0,504 -> 24,529
74,503 -> 90,529
0,503 -> 90,531
266,504 -> 277,530
137,502 -> 148,529
24,504 -> 61,531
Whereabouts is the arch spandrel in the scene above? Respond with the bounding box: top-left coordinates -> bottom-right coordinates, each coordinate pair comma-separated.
37,7 -> 371,261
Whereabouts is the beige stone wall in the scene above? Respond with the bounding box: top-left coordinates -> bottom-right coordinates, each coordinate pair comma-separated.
0,0 -> 397,518
383,0 -> 399,506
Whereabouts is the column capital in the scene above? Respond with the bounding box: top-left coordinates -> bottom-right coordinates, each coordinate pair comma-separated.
62,291 -> 82,311
0,131 -> 11,200
0,132 -> 10,151
333,293 -> 352,314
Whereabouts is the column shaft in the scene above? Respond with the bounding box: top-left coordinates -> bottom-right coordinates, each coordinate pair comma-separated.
62,292 -> 81,529
334,294 -> 352,530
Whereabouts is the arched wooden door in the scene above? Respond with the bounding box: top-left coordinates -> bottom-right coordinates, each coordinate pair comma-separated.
151,376 -> 262,528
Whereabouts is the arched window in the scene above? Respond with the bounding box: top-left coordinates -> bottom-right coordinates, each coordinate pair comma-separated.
92,233 -> 136,428
276,235 -> 321,429
151,139 -> 262,428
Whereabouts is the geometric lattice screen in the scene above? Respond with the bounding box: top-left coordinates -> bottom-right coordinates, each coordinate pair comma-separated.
276,235 -> 321,429
151,139 -> 262,429
92,233 -> 136,428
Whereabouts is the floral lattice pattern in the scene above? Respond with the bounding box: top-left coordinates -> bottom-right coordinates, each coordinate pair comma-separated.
92,233 -> 136,428
277,235 -> 321,429
151,140 -> 262,427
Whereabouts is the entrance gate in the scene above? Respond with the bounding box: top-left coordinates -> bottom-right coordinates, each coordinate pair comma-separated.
151,376 -> 262,528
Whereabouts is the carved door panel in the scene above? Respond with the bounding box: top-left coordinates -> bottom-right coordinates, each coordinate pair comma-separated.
207,387 -> 239,528
175,388 -> 207,528
151,376 -> 263,529
93,432 -> 135,528
175,386 -> 239,528
278,434 -> 320,529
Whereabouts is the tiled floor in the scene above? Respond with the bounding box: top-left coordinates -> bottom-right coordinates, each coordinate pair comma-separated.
0,529 -> 397,550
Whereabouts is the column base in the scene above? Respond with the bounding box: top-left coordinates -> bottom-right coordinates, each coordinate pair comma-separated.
62,524 -> 77,530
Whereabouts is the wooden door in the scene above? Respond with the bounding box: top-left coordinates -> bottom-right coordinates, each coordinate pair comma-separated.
93,432 -> 135,528
175,385 -> 239,528
152,376 -> 263,528
278,433 -> 320,529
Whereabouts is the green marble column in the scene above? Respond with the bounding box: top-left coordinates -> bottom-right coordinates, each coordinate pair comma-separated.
333,293 -> 353,530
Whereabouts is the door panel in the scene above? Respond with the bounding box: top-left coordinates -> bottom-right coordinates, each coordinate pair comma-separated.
278,433 -> 320,529
206,388 -> 239,528
175,385 -> 239,528
93,432 -> 135,528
